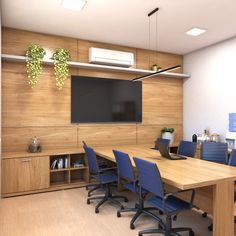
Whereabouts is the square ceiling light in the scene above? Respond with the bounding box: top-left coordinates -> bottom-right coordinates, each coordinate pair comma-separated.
185,27 -> 207,36
62,0 -> 87,11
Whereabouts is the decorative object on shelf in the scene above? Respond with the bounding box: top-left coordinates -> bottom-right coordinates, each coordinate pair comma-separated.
151,64 -> 162,71
161,127 -> 175,144
210,133 -> 220,142
192,134 -> 198,142
28,136 -> 42,153
53,48 -> 70,90
133,8 -> 181,82
25,44 -> 46,88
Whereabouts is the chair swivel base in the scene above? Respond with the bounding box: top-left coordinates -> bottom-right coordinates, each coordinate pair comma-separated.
138,214 -> 194,236
138,227 -> 194,236
87,185 -> 128,213
117,204 -> 158,230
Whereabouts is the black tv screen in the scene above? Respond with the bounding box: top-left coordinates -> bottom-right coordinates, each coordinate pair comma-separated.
71,76 -> 142,123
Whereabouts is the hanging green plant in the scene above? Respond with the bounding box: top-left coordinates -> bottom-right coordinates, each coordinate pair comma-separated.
26,44 -> 46,88
53,48 -> 70,90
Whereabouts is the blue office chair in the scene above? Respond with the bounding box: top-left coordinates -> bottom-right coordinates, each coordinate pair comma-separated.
228,149 -> 236,167
133,157 -> 195,236
82,141 -> 108,196
113,150 -> 157,230
84,146 -> 128,213
177,140 -> 197,158
154,138 -> 170,150
201,142 -> 228,164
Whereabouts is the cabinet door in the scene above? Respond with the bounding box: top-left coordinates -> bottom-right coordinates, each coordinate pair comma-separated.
2,156 -> 49,194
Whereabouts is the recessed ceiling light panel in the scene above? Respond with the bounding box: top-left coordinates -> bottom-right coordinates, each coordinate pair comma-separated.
185,27 -> 207,36
62,0 -> 87,11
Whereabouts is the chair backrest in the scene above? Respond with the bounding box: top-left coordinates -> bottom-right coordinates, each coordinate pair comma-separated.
113,150 -> 135,182
228,149 -> 236,167
177,140 -> 197,158
133,157 -> 164,199
154,138 -> 170,150
201,142 -> 228,164
83,146 -> 99,174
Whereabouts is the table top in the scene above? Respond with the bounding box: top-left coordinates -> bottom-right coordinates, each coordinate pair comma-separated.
95,144 -> 236,190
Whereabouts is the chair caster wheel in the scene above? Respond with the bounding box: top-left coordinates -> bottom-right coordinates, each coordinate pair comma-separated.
130,223 -> 135,230
117,211 -> 121,217
173,215 -> 177,221
120,205 -> 124,210
124,197 -> 128,202
189,230 -> 194,236
202,212 -> 207,218
87,199 -> 90,204
208,224 -> 213,231
95,209 -> 99,214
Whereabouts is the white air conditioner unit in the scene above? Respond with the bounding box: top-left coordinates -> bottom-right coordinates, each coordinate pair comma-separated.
89,47 -> 134,68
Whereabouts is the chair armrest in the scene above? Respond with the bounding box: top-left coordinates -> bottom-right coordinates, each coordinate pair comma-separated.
164,189 -> 195,208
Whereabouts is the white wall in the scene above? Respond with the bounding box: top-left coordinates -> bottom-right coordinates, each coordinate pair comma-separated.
183,37 -> 236,141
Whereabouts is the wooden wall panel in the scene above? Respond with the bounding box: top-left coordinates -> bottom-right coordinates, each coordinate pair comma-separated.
137,124 -> 183,146
2,70 -> 71,127
142,78 -> 183,125
2,28 -> 78,61
77,125 -> 137,147
2,27 -> 183,152
2,127 -> 78,152
136,49 -> 183,73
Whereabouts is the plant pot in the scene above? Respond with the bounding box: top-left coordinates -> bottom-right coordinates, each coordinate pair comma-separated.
162,132 -> 174,144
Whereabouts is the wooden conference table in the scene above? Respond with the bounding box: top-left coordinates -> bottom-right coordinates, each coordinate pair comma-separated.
95,145 -> 236,236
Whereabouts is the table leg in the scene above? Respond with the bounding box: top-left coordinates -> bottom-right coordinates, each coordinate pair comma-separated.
213,180 -> 234,236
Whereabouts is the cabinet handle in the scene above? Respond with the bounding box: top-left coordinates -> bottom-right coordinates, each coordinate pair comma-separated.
21,159 -> 32,163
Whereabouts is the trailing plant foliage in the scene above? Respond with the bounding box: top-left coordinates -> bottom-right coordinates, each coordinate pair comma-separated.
53,48 -> 70,90
161,127 -> 175,133
26,44 -> 46,88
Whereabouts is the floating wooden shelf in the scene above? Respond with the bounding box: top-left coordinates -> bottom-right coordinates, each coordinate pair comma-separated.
1,54 -> 190,79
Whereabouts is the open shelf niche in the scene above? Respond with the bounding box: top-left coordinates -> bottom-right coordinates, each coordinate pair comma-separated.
49,153 -> 89,187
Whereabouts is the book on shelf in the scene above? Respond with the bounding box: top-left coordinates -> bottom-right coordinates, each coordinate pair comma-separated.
51,160 -> 57,169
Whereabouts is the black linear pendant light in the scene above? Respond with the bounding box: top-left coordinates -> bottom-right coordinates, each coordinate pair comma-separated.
133,8 -> 181,82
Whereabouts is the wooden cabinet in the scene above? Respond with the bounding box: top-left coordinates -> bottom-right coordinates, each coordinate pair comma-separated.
2,156 -> 50,194
1,149 -> 89,197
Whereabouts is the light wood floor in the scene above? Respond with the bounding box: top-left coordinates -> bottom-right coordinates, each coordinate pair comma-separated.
0,187 -> 227,236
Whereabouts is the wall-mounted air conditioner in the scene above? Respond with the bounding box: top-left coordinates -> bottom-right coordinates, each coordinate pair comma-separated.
89,47 -> 134,68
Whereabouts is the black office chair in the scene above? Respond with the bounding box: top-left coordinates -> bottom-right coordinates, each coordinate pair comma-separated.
133,157 -> 195,236
113,150 -> 157,229
84,146 -> 128,213
177,140 -> 197,158
154,138 -> 170,150
201,142 -> 228,164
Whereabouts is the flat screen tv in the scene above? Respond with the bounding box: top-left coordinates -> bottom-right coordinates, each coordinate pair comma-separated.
71,76 -> 142,123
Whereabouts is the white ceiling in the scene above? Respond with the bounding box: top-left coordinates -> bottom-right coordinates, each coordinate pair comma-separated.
1,0 -> 236,55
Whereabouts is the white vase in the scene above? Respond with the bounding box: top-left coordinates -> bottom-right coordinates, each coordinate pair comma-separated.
162,132 -> 174,144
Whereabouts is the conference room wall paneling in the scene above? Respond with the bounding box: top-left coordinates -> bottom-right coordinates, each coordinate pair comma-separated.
2,27 -> 183,151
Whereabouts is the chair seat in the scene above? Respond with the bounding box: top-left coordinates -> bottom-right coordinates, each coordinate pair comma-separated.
94,172 -> 118,184
124,182 -> 148,195
148,195 -> 191,214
